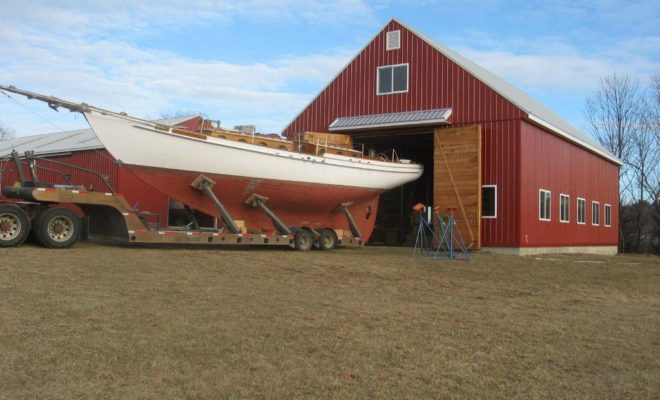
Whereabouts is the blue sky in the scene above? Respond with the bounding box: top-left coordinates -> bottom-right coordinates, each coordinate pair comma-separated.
0,0 -> 658,138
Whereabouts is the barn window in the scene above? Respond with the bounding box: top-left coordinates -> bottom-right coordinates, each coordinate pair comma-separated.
560,194 -> 570,223
386,30 -> 401,50
539,189 -> 551,221
481,185 -> 496,218
592,201 -> 600,226
577,198 -> 586,224
377,64 -> 408,95
604,204 -> 612,227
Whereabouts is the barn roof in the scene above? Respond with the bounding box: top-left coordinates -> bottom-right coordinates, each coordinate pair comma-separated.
396,19 -> 621,165
0,115 -> 198,157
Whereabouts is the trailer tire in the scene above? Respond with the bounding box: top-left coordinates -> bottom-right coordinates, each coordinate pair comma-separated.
33,207 -> 81,249
0,205 -> 30,247
294,228 -> 313,251
318,228 -> 337,250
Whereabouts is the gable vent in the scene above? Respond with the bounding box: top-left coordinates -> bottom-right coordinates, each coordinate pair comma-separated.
386,30 -> 401,51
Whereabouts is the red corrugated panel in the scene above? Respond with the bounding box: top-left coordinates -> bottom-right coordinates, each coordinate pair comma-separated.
175,116 -> 203,131
0,149 -> 118,193
448,120 -> 520,247
116,167 -> 169,225
519,121 -> 619,246
283,20 -> 524,136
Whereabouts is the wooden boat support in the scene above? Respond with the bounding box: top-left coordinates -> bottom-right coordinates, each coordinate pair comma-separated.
243,194 -> 292,235
333,202 -> 362,240
190,174 -> 240,234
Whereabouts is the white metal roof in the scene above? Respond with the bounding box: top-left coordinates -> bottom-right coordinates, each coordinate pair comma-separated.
0,115 -> 199,157
329,108 -> 452,131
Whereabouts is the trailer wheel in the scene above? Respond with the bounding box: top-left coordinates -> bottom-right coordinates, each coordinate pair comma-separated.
33,207 -> 82,249
294,228 -> 313,251
0,205 -> 30,247
318,228 -> 338,251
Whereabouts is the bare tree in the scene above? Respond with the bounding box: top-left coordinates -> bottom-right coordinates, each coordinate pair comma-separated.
585,74 -> 642,165
634,72 -> 660,201
587,72 -> 660,253
157,109 -> 207,120
584,73 -> 645,251
0,120 -> 16,142
644,72 -> 660,252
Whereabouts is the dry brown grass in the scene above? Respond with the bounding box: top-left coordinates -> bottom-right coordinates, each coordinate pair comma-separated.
0,243 -> 658,399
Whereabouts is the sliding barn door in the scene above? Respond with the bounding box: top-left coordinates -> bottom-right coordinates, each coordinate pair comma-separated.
434,125 -> 482,250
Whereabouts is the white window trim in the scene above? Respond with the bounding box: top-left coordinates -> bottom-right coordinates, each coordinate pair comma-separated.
577,197 -> 586,225
376,63 -> 409,96
604,203 -> 612,227
559,193 -> 570,223
592,201 -> 600,226
386,30 -> 401,51
481,185 -> 497,219
539,189 -> 551,221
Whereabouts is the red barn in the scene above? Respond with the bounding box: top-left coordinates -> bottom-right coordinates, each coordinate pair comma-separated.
283,19 -> 620,255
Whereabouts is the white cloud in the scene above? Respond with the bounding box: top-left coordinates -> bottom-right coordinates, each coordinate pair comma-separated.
444,33 -> 660,94
457,49 -> 613,92
2,1 -> 657,138
0,0 -> 376,37
0,1 -> 363,136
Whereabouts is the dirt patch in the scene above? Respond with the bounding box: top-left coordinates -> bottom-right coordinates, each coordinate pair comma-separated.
1,243 -> 658,399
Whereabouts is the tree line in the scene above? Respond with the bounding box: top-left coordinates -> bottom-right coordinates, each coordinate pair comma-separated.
585,72 -> 659,253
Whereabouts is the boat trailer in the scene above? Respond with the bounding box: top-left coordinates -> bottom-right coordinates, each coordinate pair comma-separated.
0,151 -> 364,250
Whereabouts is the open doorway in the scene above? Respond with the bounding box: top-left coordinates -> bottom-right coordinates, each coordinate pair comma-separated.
352,129 -> 435,245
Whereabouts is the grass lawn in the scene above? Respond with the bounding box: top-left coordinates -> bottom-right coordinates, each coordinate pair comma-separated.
0,243 -> 658,399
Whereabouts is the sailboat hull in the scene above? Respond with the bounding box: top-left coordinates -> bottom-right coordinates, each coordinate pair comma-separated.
126,164 -> 382,238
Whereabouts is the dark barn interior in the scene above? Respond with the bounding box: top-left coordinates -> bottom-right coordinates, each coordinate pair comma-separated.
352,129 -> 435,245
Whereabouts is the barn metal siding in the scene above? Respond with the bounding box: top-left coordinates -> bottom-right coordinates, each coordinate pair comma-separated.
284,20 -> 524,247
479,120 -> 520,247
116,167 -> 170,225
0,149 -> 119,192
519,121 -> 619,246
0,149 -> 169,225
443,120 -> 520,247
283,20 -> 524,136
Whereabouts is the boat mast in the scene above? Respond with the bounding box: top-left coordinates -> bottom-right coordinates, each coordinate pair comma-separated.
0,84 -> 87,113
0,84 -> 158,128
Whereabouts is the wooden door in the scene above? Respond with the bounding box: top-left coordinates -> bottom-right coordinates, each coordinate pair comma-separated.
434,125 -> 482,249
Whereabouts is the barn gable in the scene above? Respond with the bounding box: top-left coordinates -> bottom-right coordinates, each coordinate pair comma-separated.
284,18 -> 619,166
284,19 -> 525,135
